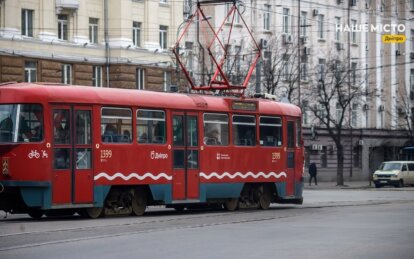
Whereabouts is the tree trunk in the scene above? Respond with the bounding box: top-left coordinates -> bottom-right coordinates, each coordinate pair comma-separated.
336,144 -> 344,186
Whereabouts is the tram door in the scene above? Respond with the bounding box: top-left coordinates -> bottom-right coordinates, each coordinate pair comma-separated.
171,112 -> 200,200
52,106 -> 94,205
286,119 -> 296,196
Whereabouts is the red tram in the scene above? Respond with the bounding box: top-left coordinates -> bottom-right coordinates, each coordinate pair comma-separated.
0,83 -> 303,218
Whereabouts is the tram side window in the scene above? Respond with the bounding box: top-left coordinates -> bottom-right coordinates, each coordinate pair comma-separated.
54,109 -> 70,144
101,107 -> 132,143
203,113 -> 229,146
137,109 -> 166,144
287,121 -> 295,148
233,115 -> 256,146
0,104 -> 43,143
259,116 -> 282,147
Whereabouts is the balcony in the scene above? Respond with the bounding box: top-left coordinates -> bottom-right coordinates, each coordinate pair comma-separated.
56,0 -> 79,13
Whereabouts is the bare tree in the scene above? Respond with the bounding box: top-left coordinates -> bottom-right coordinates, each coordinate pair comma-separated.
304,53 -> 370,185
261,35 -> 299,102
394,85 -> 414,143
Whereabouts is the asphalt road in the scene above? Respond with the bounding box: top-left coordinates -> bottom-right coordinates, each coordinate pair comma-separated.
1,187 -> 414,259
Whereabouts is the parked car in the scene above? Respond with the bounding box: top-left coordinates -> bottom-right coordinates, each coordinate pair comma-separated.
373,161 -> 414,188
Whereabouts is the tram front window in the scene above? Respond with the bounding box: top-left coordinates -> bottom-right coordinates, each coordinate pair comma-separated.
0,104 -> 43,143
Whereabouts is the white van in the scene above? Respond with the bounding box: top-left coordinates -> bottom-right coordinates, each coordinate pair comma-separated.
373,161 -> 414,188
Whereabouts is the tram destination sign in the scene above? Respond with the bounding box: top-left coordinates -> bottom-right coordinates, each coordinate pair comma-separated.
231,101 -> 258,111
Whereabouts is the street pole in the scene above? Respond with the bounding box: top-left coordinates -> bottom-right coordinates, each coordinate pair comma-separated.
348,1 -> 353,178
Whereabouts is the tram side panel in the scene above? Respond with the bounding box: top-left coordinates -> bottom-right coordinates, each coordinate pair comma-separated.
199,145 -> 292,201
0,102 -> 53,212
92,106 -> 173,205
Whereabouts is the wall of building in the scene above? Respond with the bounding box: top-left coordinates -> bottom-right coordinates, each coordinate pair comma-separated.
0,0 -> 182,91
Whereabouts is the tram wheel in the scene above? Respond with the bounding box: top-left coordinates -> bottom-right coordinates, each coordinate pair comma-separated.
28,209 -> 44,219
131,188 -> 147,216
259,186 -> 271,210
224,198 -> 239,211
84,207 -> 104,219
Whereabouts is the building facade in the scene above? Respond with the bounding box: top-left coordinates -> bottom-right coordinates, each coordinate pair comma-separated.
0,0 -> 183,91
179,0 -> 414,181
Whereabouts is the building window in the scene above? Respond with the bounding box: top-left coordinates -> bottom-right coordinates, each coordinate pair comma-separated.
283,8 -> 290,34
411,0 -> 414,10
300,11 -> 307,37
318,58 -> 326,81
351,62 -> 357,85
136,68 -> 145,90
234,45 -> 241,75
282,58 -> 289,81
21,9 -> 33,37
351,19 -> 357,44
225,3 -> 231,22
92,66 -> 102,87
300,63 -> 308,81
336,103 -> 342,123
184,0 -> 192,19
159,25 -> 168,50
318,104 -> 326,123
185,41 -> 194,72
351,103 -> 358,127
225,44 -> 231,71
318,14 -> 324,39
302,107 -> 309,125
89,18 -> 98,44
334,60 -> 341,81
411,108 -> 414,128
320,146 -> 327,168
163,71 -> 171,91
225,3 -> 240,23
24,61 -> 37,82
410,69 -> 414,91
58,14 -> 68,40
263,50 -> 272,71
335,17 -> 341,41
133,21 -> 141,47
62,64 -> 72,84
160,0 -> 167,3
264,4 -> 270,31
411,30 -> 414,52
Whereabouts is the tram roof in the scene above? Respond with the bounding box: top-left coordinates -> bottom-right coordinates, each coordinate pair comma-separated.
0,83 -> 301,117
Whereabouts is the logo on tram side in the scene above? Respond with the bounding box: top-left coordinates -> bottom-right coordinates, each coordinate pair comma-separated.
216,153 -> 230,160
2,158 -> 9,176
150,151 -> 168,160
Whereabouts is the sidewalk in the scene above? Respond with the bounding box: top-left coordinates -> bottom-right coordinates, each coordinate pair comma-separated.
304,181 -> 373,190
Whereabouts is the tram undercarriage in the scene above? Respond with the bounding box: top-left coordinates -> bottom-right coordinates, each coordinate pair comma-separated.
1,181 -> 302,219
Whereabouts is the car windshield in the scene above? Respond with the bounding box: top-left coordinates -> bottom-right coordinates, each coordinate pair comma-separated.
379,163 -> 401,171
0,104 -> 43,143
